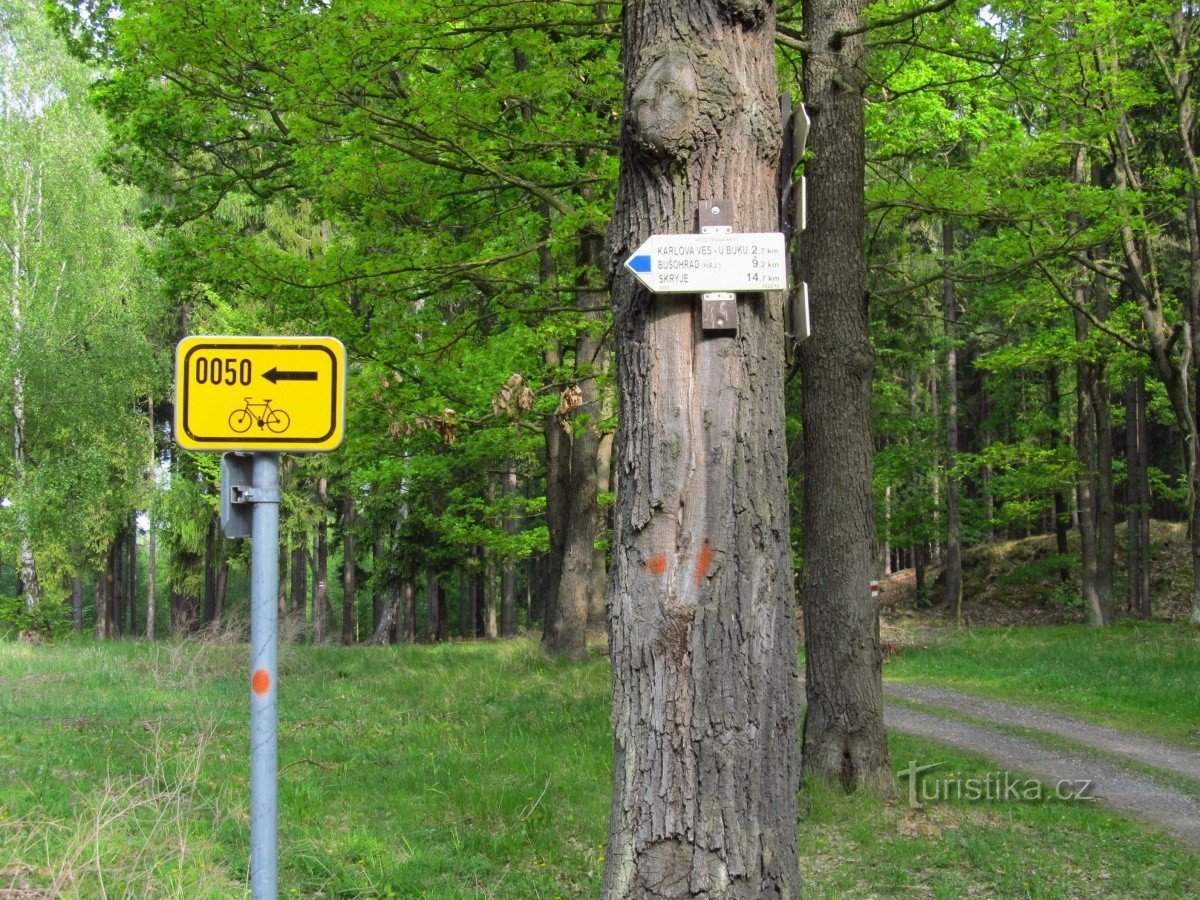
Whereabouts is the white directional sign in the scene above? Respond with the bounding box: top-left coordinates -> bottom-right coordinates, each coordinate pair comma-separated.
624,232 -> 788,294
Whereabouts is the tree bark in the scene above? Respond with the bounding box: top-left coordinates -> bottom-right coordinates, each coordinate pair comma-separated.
942,219 -> 963,620
484,553 -> 498,639
290,539 -> 308,628
202,517 -> 217,626
798,0 -> 891,791
1127,377 -> 1153,617
372,531 -> 385,633
94,564 -> 107,640
403,577 -> 416,643
426,571 -> 440,642
501,463 -> 518,637
71,577 -> 83,633
342,492 -> 356,643
602,3 -> 799,895
460,566 -> 474,639
544,232 -> 609,658
313,479 -> 331,643
1048,369 -> 1071,584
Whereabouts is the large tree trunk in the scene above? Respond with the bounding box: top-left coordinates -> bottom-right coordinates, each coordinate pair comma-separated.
798,0 -> 891,790
127,513 -> 138,636
601,3 -> 799,896
544,234 -> 609,659
942,219 -> 963,620
342,493 -> 356,644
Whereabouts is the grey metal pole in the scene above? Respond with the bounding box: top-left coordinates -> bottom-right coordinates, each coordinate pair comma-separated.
249,452 -> 280,898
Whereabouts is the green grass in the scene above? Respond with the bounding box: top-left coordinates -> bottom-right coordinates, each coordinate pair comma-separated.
1,636 -> 1198,897
887,622 -> 1200,745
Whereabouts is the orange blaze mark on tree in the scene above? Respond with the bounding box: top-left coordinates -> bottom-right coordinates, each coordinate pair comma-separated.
646,554 -> 668,575
251,669 -> 271,696
696,542 -> 713,582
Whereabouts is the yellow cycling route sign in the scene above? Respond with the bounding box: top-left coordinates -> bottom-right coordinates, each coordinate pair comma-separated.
175,336 -> 346,452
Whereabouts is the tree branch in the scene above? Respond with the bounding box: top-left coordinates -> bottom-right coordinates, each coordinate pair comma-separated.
835,0 -> 957,44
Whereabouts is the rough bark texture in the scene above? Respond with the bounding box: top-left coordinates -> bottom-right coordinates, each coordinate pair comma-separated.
543,233 -> 611,657
602,3 -> 800,896
797,0 -> 892,790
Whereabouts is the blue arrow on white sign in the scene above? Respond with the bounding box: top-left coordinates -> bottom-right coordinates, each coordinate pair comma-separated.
623,232 -> 788,294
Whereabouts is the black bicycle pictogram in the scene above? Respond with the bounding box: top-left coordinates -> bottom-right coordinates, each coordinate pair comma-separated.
228,398 -> 291,434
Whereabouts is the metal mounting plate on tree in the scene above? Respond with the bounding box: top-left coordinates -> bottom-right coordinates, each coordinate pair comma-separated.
175,335 -> 346,452
623,232 -> 788,294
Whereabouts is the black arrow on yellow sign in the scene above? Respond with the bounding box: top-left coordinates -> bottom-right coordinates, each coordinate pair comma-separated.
262,367 -> 319,384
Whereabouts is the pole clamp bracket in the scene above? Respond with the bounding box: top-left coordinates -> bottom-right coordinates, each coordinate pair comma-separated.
231,486 -> 281,505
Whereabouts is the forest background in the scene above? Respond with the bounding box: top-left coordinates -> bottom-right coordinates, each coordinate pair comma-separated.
3,0 -> 1199,647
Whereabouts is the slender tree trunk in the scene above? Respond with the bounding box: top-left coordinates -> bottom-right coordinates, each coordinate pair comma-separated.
313,479 -> 330,643
484,553 -> 498,639
203,518 -> 217,626
501,463 -> 518,637
426,572 -> 440,642
278,541 -> 288,619
1092,268 -> 1117,620
290,540 -> 307,625
1127,377 -> 1153,617
403,578 -> 416,643
798,0 -> 891,792
146,453 -> 157,639
1075,303 -> 1103,624
372,532 -> 385,633
8,165 -> 40,611
460,567 -> 474,639
126,513 -> 137,633
1048,370 -> 1071,584
943,220 -> 963,620
436,579 -> 448,642
602,3 -> 799,895
369,573 -> 402,645
342,493 -> 356,643
110,534 -> 122,638
71,577 -> 83,633
542,404 -> 571,642
94,566 -> 107,640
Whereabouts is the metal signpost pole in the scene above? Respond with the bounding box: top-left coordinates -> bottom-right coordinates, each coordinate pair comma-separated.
249,452 -> 280,899
177,335 -> 346,895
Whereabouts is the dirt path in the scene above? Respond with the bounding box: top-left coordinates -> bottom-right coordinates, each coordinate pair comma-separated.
885,682 -> 1200,783
870,684 -> 1200,849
